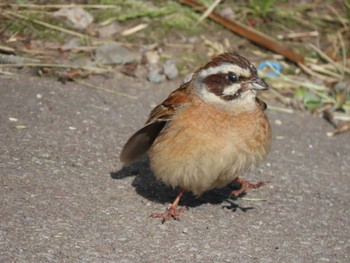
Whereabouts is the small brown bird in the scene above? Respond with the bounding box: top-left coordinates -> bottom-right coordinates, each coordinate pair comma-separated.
120,52 -> 271,222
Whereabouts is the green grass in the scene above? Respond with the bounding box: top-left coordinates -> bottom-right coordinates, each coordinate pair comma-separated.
248,0 -> 278,17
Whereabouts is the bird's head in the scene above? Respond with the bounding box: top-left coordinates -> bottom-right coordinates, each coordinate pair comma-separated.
193,53 -> 268,112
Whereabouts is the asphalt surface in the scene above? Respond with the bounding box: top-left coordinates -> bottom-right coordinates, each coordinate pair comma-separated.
1,73 -> 350,262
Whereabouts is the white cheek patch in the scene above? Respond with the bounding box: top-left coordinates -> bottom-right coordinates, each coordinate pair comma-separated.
200,86 -> 257,111
198,63 -> 251,79
200,88 -> 225,105
222,83 -> 241,96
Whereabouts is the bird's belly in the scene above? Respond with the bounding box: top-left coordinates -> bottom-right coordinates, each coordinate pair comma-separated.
148,102 -> 271,196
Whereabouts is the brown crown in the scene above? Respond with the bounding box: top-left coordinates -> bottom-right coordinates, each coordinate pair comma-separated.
196,52 -> 257,75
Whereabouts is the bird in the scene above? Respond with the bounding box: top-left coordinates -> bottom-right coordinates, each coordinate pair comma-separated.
120,52 -> 272,223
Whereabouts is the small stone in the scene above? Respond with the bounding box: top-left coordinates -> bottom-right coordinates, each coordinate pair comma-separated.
15,125 -> 26,129
187,37 -> 198,44
145,51 -> 160,64
95,44 -> 141,65
54,7 -> 93,30
61,38 -> 80,51
219,7 -> 236,20
23,216 -> 34,222
147,70 -> 166,83
274,119 -> 282,125
163,60 -> 178,80
97,22 -> 122,38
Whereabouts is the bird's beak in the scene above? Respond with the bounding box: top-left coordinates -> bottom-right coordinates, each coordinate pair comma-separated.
251,78 -> 269,90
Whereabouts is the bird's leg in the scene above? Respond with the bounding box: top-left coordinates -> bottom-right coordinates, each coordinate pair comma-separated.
150,188 -> 186,223
230,177 -> 266,197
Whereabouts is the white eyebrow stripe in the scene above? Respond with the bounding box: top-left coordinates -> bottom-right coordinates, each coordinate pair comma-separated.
198,63 -> 251,78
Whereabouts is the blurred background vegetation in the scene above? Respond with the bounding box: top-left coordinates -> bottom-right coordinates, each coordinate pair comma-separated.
1,0 -> 349,133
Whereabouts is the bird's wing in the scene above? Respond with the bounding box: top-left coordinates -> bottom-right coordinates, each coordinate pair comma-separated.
120,82 -> 192,164
146,82 -> 191,123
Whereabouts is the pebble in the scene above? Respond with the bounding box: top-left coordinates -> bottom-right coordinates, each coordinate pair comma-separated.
95,44 -> 141,65
274,119 -> 282,125
97,22 -> 122,38
61,38 -> 80,51
163,60 -> 178,80
147,70 -> 166,83
53,7 -> 93,30
219,7 -> 236,20
187,36 -> 198,44
145,50 -> 160,64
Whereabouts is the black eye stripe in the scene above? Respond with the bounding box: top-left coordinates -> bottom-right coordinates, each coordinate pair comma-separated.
203,71 -> 253,99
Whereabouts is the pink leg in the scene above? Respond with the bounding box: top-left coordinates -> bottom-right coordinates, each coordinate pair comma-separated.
150,188 -> 186,223
230,177 -> 266,197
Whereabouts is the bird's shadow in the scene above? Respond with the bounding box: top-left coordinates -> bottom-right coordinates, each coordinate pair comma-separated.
111,157 -> 253,212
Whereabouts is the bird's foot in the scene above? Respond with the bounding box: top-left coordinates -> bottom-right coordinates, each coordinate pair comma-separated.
150,205 -> 186,223
230,177 -> 266,197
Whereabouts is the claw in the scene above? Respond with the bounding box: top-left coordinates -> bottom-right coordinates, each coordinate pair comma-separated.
230,177 -> 266,197
150,188 -> 186,223
150,205 -> 186,223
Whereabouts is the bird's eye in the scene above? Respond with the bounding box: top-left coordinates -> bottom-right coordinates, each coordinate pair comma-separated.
227,72 -> 238,82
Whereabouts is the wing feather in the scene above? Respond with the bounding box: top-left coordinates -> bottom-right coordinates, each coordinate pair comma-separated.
120,82 -> 192,164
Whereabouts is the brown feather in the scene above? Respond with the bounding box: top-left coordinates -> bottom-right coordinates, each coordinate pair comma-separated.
121,82 -> 192,164
120,121 -> 167,164
146,82 -> 192,124
197,53 -> 255,73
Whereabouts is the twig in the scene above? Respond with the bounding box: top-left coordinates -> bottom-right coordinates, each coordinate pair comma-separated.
327,121 -> 350,137
0,69 -> 17,76
1,4 -> 118,9
163,42 -> 193,49
198,0 -> 221,22
201,36 -> 225,53
0,45 -> 15,54
121,24 -> 148,36
240,197 -> 267,202
267,105 -> 294,114
264,62 -> 330,91
297,62 -> 338,83
1,63 -> 111,74
5,11 -> 89,38
309,13 -> 349,25
327,5 -> 348,29
277,31 -> 319,40
333,113 -> 350,121
308,64 -> 343,79
337,31 -> 347,77
309,44 -> 345,75
180,0 -> 305,65
74,80 -> 138,100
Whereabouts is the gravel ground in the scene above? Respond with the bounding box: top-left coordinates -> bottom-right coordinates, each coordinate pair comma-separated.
1,73 -> 350,262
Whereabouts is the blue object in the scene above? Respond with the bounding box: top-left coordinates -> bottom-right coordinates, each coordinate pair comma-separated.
257,61 -> 282,78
